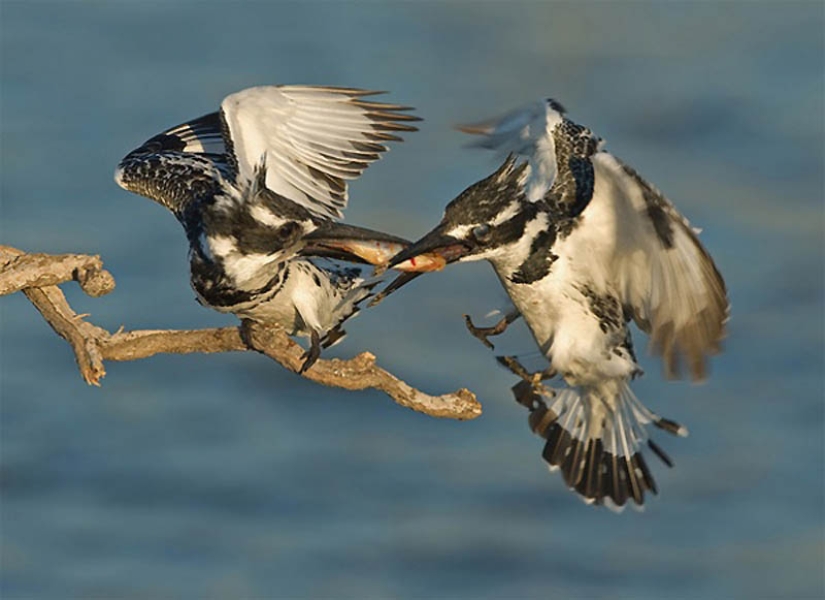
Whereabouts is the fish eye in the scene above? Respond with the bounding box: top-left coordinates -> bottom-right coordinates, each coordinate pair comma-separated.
472,224 -> 492,243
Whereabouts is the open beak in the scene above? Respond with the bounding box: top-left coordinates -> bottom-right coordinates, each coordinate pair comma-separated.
386,225 -> 469,272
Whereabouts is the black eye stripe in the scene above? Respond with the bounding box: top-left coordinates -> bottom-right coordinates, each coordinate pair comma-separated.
496,202 -> 538,242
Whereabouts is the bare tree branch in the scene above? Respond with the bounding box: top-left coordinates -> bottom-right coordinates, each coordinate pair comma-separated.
0,245 -> 481,421
0,246 -> 115,297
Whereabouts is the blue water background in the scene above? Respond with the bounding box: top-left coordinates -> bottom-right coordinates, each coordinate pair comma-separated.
1,1 -> 823,597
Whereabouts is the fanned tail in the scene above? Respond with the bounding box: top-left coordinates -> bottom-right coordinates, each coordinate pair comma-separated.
522,380 -> 687,511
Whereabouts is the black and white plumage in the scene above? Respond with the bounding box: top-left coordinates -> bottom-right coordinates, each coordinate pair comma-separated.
116,85 -> 424,369
388,98 -> 729,510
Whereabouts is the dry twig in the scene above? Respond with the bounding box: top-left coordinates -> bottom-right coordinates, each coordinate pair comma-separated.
0,244 -> 481,420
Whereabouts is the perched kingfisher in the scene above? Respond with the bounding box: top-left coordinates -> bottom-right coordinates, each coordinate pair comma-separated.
387,98 -> 729,510
116,85 -> 437,370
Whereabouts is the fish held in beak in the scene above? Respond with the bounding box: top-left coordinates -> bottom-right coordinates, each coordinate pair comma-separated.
300,222 -> 448,273
368,227 -> 469,307
386,227 -> 469,273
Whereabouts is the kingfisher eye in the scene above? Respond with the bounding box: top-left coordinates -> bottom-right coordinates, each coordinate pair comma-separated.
276,222 -> 299,241
472,224 -> 492,243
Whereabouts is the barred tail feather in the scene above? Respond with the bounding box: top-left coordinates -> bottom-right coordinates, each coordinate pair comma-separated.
527,381 -> 686,511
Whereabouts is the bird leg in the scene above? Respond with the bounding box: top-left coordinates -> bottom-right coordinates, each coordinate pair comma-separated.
463,309 -> 521,350
496,355 -> 556,395
300,329 -> 323,373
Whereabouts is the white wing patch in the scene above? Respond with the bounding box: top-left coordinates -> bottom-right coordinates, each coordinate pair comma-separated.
220,85 -> 418,220
594,153 -> 729,381
208,235 -> 282,287
248,204 -> 288,229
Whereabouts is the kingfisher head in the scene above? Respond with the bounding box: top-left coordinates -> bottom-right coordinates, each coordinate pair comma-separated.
388,156 -> 552,274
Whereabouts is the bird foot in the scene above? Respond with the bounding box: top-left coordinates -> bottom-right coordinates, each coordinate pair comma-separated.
463,310 -> 520,350
299,330 -> 322,374
496,355 -> 556,396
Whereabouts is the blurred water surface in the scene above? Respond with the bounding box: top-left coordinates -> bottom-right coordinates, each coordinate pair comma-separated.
1,1 -> 823,598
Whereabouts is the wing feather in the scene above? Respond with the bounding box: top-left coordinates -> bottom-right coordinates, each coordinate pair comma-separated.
114,112 -> 228,208
595,153 -> 729,381
220,85 -> 419,219
457,99 -> 569,202
158,112 -> 226,155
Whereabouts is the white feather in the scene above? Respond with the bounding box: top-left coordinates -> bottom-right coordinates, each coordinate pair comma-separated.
458,99 -> 565,203
220,85 -> 413,220
592,152 -> 728,379
207,235 -> 281,287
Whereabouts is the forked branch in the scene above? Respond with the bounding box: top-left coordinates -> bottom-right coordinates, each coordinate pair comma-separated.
0,245 -> 481,421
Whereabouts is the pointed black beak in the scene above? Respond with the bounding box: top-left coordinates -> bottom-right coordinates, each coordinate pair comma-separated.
303,221 -> 410,245
387,225 -> 469,271
300,221 -> 411,266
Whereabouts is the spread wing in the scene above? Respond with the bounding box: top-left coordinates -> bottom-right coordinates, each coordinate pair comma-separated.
595,153 -> 729,381
114,111 -> 229,210
219,85 -> 419,220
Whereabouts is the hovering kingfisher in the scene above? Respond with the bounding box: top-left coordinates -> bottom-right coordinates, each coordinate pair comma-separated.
116,84 -> 438,370
387,98 -> 729,510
